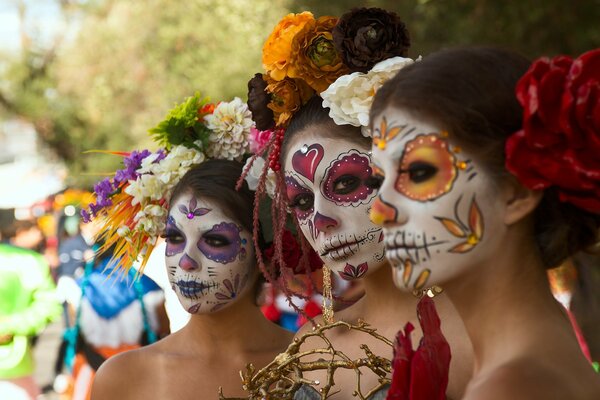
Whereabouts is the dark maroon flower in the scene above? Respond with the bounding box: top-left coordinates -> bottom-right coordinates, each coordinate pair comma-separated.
333,7 -> 410,73
247,73 -> 275,131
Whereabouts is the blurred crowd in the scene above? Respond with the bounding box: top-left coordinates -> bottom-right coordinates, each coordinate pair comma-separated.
0,189 -> 349,400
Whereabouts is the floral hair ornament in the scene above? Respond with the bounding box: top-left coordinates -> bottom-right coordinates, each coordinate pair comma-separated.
83,92 -> 253,274
240,7 -> 417,317
505,48 -> 600,214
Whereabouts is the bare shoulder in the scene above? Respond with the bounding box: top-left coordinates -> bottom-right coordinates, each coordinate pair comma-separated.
464,359 -> 600,400
91,345 -> 161,400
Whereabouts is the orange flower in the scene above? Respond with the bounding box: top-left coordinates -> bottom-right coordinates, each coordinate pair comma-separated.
266,75 -> 314,127
289,16 -> 350,93
262,12 -> 315,81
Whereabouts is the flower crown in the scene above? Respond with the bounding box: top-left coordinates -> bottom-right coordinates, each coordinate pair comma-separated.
83,93 -> 254,272
506,48 -> 600,214
247,7 -> 417,151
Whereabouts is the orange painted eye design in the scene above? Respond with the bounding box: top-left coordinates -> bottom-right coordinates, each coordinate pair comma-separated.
395,134 -> 457,201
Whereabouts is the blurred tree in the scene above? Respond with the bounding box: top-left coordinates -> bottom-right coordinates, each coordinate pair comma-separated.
293,0 -> 600,58
1,0 -> 599,186
0,0 -> 289,186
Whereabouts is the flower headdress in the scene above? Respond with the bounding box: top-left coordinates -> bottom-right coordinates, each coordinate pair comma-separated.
506,48 -> 600,214
240,6 -> 417,306
83,93 -> 254,273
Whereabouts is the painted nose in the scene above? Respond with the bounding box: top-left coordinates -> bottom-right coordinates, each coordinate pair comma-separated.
370,195 -> 399,226
179,253 -> 200,271
314,212 -> 338,233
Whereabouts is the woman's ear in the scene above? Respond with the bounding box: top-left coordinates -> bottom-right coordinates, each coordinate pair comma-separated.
502,178 -> 543,225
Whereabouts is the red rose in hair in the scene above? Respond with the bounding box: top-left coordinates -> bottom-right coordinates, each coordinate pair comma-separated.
506,48 -> 600,214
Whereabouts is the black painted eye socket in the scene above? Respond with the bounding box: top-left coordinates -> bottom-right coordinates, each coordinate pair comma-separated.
289,193 -> 314,211
407,161 -> 438,183
203,235 -> 230,247
365,174 -> 384,190
163,230 -> 185,244
332,174 -> 360,195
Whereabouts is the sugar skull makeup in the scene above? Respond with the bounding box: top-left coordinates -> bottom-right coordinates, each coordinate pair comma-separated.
165,194 -> 254,314
284,134 -> 385,281
370,109 -> 506,292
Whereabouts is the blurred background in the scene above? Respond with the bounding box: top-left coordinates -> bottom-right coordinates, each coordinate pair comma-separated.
0,0 -> 599,399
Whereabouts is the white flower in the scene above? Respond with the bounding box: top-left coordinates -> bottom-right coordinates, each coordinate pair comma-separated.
321,56 -> 418,137
116,226 -> 131,237
243,156 -> 276,198
203,97 -> 252,160
124,174 -> 163,205
133,204 -> 167,237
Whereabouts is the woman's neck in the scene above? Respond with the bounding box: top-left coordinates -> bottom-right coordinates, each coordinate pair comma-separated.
181,289 -> 291,356
444,231 -> 572,372
360,262 -> 419,322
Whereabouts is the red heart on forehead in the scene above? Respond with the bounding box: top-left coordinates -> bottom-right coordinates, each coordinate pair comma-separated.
291,144 -> 324,183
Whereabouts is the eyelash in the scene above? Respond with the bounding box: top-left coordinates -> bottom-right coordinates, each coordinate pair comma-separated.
163,231 -> 185,244
332,174 -> 360,194
365,175 -> 384,189
203,235 -> 230,247
401,162 -> 439,183
288,193 -> 314,211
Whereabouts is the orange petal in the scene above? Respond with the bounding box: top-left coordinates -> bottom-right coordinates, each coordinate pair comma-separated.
469,197 -> 484,239
385,126 -> 402,142
448,242 -> 475,253
413,269 -> 431,290
436,217 -> 467,238
403,259 -> 413,287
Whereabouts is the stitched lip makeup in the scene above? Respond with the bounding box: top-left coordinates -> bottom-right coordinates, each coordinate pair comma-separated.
175,280 -> 219,299
320,238 -> 364,260
384,230 -> 446,264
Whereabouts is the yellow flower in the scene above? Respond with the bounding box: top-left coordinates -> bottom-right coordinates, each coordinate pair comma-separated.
289,16 -> 350,93
262,12 -> 315,81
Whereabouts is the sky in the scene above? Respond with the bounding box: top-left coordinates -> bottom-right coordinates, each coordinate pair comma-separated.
0,0 -> 63,52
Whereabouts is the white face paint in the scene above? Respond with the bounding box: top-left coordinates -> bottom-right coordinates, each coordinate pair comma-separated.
165,193 -> 254,314
284,133 -> 386,281
370,108 -> 506,292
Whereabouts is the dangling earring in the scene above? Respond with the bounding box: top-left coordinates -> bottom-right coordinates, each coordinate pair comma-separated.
322,265 -> 334,325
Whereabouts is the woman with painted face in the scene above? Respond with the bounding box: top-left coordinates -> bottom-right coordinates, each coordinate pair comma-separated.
91,160 -> 294,399
369,47 -> 600,398
277,95 -> 473,399
243,8 -> 474,398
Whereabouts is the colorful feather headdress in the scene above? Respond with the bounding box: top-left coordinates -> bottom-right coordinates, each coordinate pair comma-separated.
82,93 -> 254,273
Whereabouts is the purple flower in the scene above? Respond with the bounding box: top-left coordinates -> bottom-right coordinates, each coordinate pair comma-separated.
81,209 -> 91,223
114,149 -> 153,185
94,177 -> 114,204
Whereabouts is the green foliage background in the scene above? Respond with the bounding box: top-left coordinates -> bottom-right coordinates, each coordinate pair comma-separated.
1,0 -> 598,186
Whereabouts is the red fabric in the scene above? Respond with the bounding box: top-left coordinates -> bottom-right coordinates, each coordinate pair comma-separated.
296,299 -> 322,327
386,296 -> 451,400
261,303 -> 282,322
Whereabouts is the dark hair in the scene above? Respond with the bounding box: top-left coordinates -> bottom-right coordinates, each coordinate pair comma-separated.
370,47 -> 600,268
169,159 -> 266,250
1,219 -> 38,242
280,95 -> 370,164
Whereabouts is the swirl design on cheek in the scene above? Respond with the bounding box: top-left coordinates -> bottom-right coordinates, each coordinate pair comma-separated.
165,216 -> 186,257
321,151 -> 375,206
285,175 -> 314,221
197,222 -> 242,264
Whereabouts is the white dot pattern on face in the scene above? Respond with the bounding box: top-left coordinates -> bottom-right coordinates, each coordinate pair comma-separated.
321,150 -> 375,207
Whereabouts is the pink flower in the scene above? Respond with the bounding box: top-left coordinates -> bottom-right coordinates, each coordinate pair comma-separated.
248,127 -> 274,154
